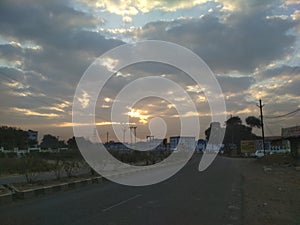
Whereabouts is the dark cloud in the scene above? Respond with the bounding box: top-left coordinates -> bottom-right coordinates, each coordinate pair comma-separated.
0,0 -> 299,139
256,65 -> 300,97
135,11 -> 296,74
282,79 -> 300,96
0,0 -> 97,43
0,44 -> 23,63
217,76 -> 255,93
262,65 -> 300,78
0,0 -> 125,133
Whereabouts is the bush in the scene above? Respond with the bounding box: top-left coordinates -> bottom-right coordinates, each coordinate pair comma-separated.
0,152 -> 5,158
0,158 -> 21,175
16,156 -> 51,183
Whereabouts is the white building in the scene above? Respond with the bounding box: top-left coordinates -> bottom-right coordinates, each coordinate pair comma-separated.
169,136 -> 196,151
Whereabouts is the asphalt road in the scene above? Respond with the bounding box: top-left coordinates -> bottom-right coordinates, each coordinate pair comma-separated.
0,155 -> 242,225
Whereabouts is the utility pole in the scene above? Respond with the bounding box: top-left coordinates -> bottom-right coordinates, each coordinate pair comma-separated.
147,135 -> 154,142
123,128 -> 126,144
130,126 -> 137,144
257,99 -> 266,156
134,127 -> 137,144
129,127 -> 133,144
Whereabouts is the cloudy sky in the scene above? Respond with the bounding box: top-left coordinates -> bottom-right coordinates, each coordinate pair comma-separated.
0,0 -> 300,142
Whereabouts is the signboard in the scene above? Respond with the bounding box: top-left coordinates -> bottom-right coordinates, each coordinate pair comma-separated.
282,126 -> 300,138
241,140 -> 256,153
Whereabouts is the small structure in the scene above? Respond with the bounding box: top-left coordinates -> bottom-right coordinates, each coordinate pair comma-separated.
241,137 -> 290,157
169,136 -> 195,151
282,126 -> 300,164
105,141 -> 129,151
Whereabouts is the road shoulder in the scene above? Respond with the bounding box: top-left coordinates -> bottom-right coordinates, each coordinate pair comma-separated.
237,157 -> 300,225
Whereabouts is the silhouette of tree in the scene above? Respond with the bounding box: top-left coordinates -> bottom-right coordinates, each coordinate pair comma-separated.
0,126 -> 28,149
225,116 -> 242,126
40,134 -> 59,150
67,136 -> 78,150
245,116 -> 261,129
205,116 -> 258,154
205,122 -> 223,141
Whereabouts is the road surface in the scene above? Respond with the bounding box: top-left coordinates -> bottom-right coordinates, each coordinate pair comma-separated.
0,155 -> 243,225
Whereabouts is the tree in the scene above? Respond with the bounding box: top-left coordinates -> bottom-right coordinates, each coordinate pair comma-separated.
205,126 -> 211,141
67,136 -> 78,150
225,116 -> 242,126
245,116 -> 261,129
17,154 -> 50,183
205,122 -> 224,141
50,153 -> 65,180
223,116 -> 257,154
40,134 -> 59,150
0,126 -> 28,149
205,116 -> 258,155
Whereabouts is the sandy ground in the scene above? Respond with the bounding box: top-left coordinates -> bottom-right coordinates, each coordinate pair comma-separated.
238,155 -> 300,225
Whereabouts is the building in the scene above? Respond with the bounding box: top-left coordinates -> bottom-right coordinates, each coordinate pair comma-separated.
241,137 -> 290,157
169,136 -> 195,151
105,141 -> 129,150
282,126 -> 300,163
147,138 -> 164,150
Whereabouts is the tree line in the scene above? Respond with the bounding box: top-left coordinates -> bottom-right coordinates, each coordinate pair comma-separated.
0,126 -> 81,150
205,116 -> 261,154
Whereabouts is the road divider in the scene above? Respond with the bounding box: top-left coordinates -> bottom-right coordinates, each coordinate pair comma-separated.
0,176 -> 103,204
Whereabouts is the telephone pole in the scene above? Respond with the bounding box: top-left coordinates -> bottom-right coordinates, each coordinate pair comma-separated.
129,126 -> 137,144
129,127 -> 133,144
257,99 -> 266,156
133,126 -> 137,144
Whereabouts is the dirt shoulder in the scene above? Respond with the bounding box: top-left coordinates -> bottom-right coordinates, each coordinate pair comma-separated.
237,155 -> 300,225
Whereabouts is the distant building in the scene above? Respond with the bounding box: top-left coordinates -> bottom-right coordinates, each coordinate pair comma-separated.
147,138 -> 164,150
282,126 -> 300,162
169,136 -> 195,151
282,126 -> 300,138
241,137 -> 290,157
105,141 -> 129,150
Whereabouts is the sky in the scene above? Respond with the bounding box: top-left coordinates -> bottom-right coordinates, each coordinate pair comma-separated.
0,0 -> 300,142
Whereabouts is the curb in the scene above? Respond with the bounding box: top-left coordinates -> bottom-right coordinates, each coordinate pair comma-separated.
0,184 -> 13,204
0,176 -> 103,204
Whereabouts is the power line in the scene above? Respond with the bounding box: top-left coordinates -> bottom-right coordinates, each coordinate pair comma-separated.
265,108 -> 300,119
